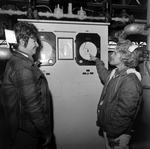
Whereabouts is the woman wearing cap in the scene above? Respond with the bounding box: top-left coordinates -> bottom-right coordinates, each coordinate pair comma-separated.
89,39 -> 143,149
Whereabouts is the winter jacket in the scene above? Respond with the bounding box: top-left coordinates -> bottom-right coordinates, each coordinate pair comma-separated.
95,59 -> 142,138
2,51 -> 52,139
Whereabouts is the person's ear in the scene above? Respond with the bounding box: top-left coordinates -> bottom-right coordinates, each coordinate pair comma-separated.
19,39 -> 25,46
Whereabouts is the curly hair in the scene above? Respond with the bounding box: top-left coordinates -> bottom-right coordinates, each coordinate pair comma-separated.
13,21 -> 39,49
116,39 -> 141,68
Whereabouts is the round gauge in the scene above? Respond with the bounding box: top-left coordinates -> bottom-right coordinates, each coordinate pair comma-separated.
79,41 -> 97,60
40,40 -> 53,63
38,32 -> 56,66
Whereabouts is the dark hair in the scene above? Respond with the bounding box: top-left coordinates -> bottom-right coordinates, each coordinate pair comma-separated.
116,40 -> 140,68
13,21 -> 39,49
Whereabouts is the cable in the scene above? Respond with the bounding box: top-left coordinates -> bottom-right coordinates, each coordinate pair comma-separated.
0,40 -> 6,45
36,5 -> 52,13
136,0 -> 141,5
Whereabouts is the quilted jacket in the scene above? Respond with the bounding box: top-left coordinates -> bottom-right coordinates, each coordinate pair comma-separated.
2,51 -> 52,139
95,59 -> 142,138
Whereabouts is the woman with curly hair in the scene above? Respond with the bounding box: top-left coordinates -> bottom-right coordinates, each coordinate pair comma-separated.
90,39 -> 143,149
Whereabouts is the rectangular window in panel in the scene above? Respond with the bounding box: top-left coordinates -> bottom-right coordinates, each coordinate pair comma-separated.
58,38 -> 74,60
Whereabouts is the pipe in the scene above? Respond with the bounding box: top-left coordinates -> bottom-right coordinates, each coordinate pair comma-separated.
0,47 -> 13,60
147,0 -> 150,53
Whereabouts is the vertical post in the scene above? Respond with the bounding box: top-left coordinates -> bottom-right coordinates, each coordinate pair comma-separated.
121,0 -> 127,19
141,0 -> 150,129
122,0 -> 126,5
147,0 -> 150,52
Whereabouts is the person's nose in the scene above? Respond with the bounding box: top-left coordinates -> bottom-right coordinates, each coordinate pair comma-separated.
110,53 -> 114,58
35,41 -> 39,47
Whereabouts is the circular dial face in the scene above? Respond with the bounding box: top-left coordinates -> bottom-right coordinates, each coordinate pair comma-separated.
79,42 -> 97,60
40,40 -> 53,62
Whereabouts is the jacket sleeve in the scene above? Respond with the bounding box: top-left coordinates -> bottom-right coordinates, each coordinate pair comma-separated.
95,58 -> 110,84
13,68 -> 51,138
105,75 -> 142,138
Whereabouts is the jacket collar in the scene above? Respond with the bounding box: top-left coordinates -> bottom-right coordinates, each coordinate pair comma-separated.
114,67 -> 129,78
111,67 -> 141,81
13,50 -> 34,66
